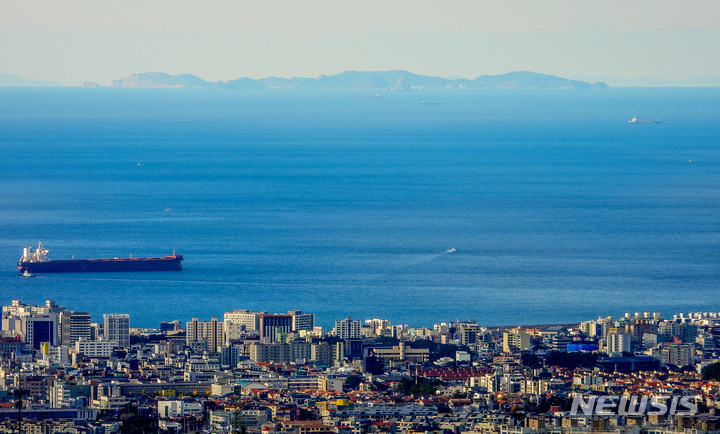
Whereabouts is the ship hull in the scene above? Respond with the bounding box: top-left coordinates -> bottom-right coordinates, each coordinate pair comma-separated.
17,255 -> 183,273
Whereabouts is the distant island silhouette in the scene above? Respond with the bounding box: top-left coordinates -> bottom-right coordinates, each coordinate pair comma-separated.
82,70 -> 610,90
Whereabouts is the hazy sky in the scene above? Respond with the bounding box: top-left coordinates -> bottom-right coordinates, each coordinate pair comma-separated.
3,0 -> 719,85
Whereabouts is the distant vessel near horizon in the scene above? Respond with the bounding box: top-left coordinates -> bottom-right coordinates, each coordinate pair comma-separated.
629,116 -> 660,124
17,242 -> 183,274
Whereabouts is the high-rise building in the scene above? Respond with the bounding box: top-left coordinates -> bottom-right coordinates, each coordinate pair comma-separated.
3,300 -> 66,317
310,342 -> 334,366
221,344 -> 245,367
658,322 -> 697,343
642,333 -> 665,350
223,323 -> 247,345
223,309 -> 261,331
503,328 -> 532,352
550,336 -> 573,352
661,344 -> 695,367
248,342 -> 311,363
75,339 -> 119,358
365,318 -> 392,336
2,300 -> 65,340
459,324 -> 480,346
186,317 -> 223,353
223,309 -> 315,342
103,314 -> 130,349
607,332 -> 632,354
60,311 -> 91,346
333,317 -> 361,339
25,315 -> 59,349
288,310 -> 315,332
259,314 -> 293,343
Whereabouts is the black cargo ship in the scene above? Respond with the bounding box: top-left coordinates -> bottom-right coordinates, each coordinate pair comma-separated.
17,242 -> 183,274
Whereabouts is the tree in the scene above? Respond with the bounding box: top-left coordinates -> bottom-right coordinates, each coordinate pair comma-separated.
537,395 -> 573,413
368,382 -> 388,392
373,336 -> 400,345
396,378 -> 445,395
344,376 -> 363,390
119,415 -> 156,434
702,362 -> 720,381
521,353 -> 541,369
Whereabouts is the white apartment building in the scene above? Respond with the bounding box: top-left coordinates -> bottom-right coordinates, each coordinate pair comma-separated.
75,339 -> 120,358
334,317 -> 361,339
224,309 -> 260,331
186,317 -> 223,353
158,400 -> 203,418
607,332 -> 632,354
103,314 -> 130,349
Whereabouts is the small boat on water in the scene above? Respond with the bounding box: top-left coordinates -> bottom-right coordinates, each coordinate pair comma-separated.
629,116 -> 660,124
21,270 -> 35,277
447,247 -> 456,253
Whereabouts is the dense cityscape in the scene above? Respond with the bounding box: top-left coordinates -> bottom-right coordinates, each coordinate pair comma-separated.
2,300 -> 720,433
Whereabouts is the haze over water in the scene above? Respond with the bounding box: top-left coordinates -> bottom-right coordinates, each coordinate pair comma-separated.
0,88 -> 719,329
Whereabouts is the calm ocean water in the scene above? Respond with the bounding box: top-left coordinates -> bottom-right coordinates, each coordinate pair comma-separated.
0,87 -> 718,329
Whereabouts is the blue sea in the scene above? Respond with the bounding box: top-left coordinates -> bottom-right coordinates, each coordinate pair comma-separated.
0,87 -> 719,329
